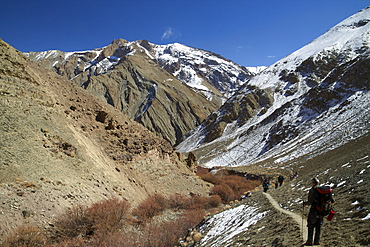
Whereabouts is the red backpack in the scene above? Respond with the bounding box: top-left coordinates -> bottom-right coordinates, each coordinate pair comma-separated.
314,186 -> 334,216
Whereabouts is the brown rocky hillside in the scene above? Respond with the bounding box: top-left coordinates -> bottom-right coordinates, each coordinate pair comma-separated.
0,39 -> 210,239
25,39 -> 219,145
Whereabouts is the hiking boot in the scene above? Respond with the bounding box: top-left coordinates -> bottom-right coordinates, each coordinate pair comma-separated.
314,242 -> 320,245
304,242 -> 314,246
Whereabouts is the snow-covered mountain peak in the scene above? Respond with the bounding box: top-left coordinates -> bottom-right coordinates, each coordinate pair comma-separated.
250,7 -> 369,91
26,39 -> 264,104
147,42 -> 261,101
177,7 -> 370,169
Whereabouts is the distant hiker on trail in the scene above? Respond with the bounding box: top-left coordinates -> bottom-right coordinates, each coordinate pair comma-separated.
278,175 -> 284,186
263,179 -> 270,193
303,177 -> 335,246
290,172 -> 298,181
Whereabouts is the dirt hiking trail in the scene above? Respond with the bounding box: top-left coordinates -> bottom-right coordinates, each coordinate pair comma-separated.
264,192 -> 308,243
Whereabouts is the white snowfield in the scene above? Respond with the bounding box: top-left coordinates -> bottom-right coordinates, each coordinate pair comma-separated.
177,7 -> 370,169
198,204 -> 266,247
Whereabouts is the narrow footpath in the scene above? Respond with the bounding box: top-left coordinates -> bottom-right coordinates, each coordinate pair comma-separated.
263,192 -> 308,242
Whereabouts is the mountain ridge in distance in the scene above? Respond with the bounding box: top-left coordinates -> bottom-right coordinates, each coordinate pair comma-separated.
25,39 -> 265,146
177,6 -> 370,169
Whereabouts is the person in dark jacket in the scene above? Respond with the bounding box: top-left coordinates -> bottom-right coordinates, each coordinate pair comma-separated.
278,175 -> 285,186
303,177 -> 334,246
263,179 -> 270,193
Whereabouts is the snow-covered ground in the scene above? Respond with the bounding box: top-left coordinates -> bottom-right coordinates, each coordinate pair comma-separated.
198,204 -> 267,247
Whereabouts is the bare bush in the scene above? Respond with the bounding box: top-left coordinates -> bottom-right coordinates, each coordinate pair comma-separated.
141,209 -> 205,247
168,193 -> 187,209
206,195 -> 222,208
182,194 -> 207,210
143,221 -> 183,247
53,198 -> 130,241
132,194 -> 168,222
49,236 -> 86,247
180,208 -> 206,229
211,184 -> 236,203
197,167 -> 262,203
53,204 -> 91,239
168,193 -> 221,210
3,224 -> 47,247
198,172 -> 221,184
87,198 -> 130,234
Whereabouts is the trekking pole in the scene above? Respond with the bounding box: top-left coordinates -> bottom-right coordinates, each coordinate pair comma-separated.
302,201 -> 304,239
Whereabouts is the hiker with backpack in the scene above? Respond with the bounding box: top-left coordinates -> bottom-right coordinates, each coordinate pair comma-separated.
303,177 -> 335,246
263,179 -> 270,193
278,175 -> 284,186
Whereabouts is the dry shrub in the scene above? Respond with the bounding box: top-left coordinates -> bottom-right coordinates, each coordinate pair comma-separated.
143,221 -> 183,247
211,184 -> 235,203
90,231 -> 129,247
206,195 -> 222,208
132,194 -> 168,222
224,175 -> 254,195
49,236 -> 86,247
3,224 -> 47,247
180,208 -> 206,229
182,195 -> 208,210
196,166 -> 210,175
168,194 -> 221,210
244,179 -> 262,191
198,167 -> 262,203
198,172 -> 221,184
54,204 -> 91,239
54,198 -> 130,240
91,228 -> 146,247
142,209 -> 205,247
168,193 -> 187,209
87,198 -> 130,234
150,194 -> 168,209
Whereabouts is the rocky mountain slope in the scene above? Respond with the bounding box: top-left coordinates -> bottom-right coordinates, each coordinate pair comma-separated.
0,39 -> 210,238
178,6 -> 370,169
25,40 -> 264,146
24,40 -> 217,146
2,5 -> 369,246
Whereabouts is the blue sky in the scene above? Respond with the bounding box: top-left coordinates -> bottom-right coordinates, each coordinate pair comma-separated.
0,0 -> 368,67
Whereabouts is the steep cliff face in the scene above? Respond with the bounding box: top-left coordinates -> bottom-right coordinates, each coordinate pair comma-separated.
26,39 -> 219,145
0,39 -> 209,233
177,7 -> 370,167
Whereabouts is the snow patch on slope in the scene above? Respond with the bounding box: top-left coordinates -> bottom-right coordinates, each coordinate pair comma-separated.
199,205 -> 266,246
